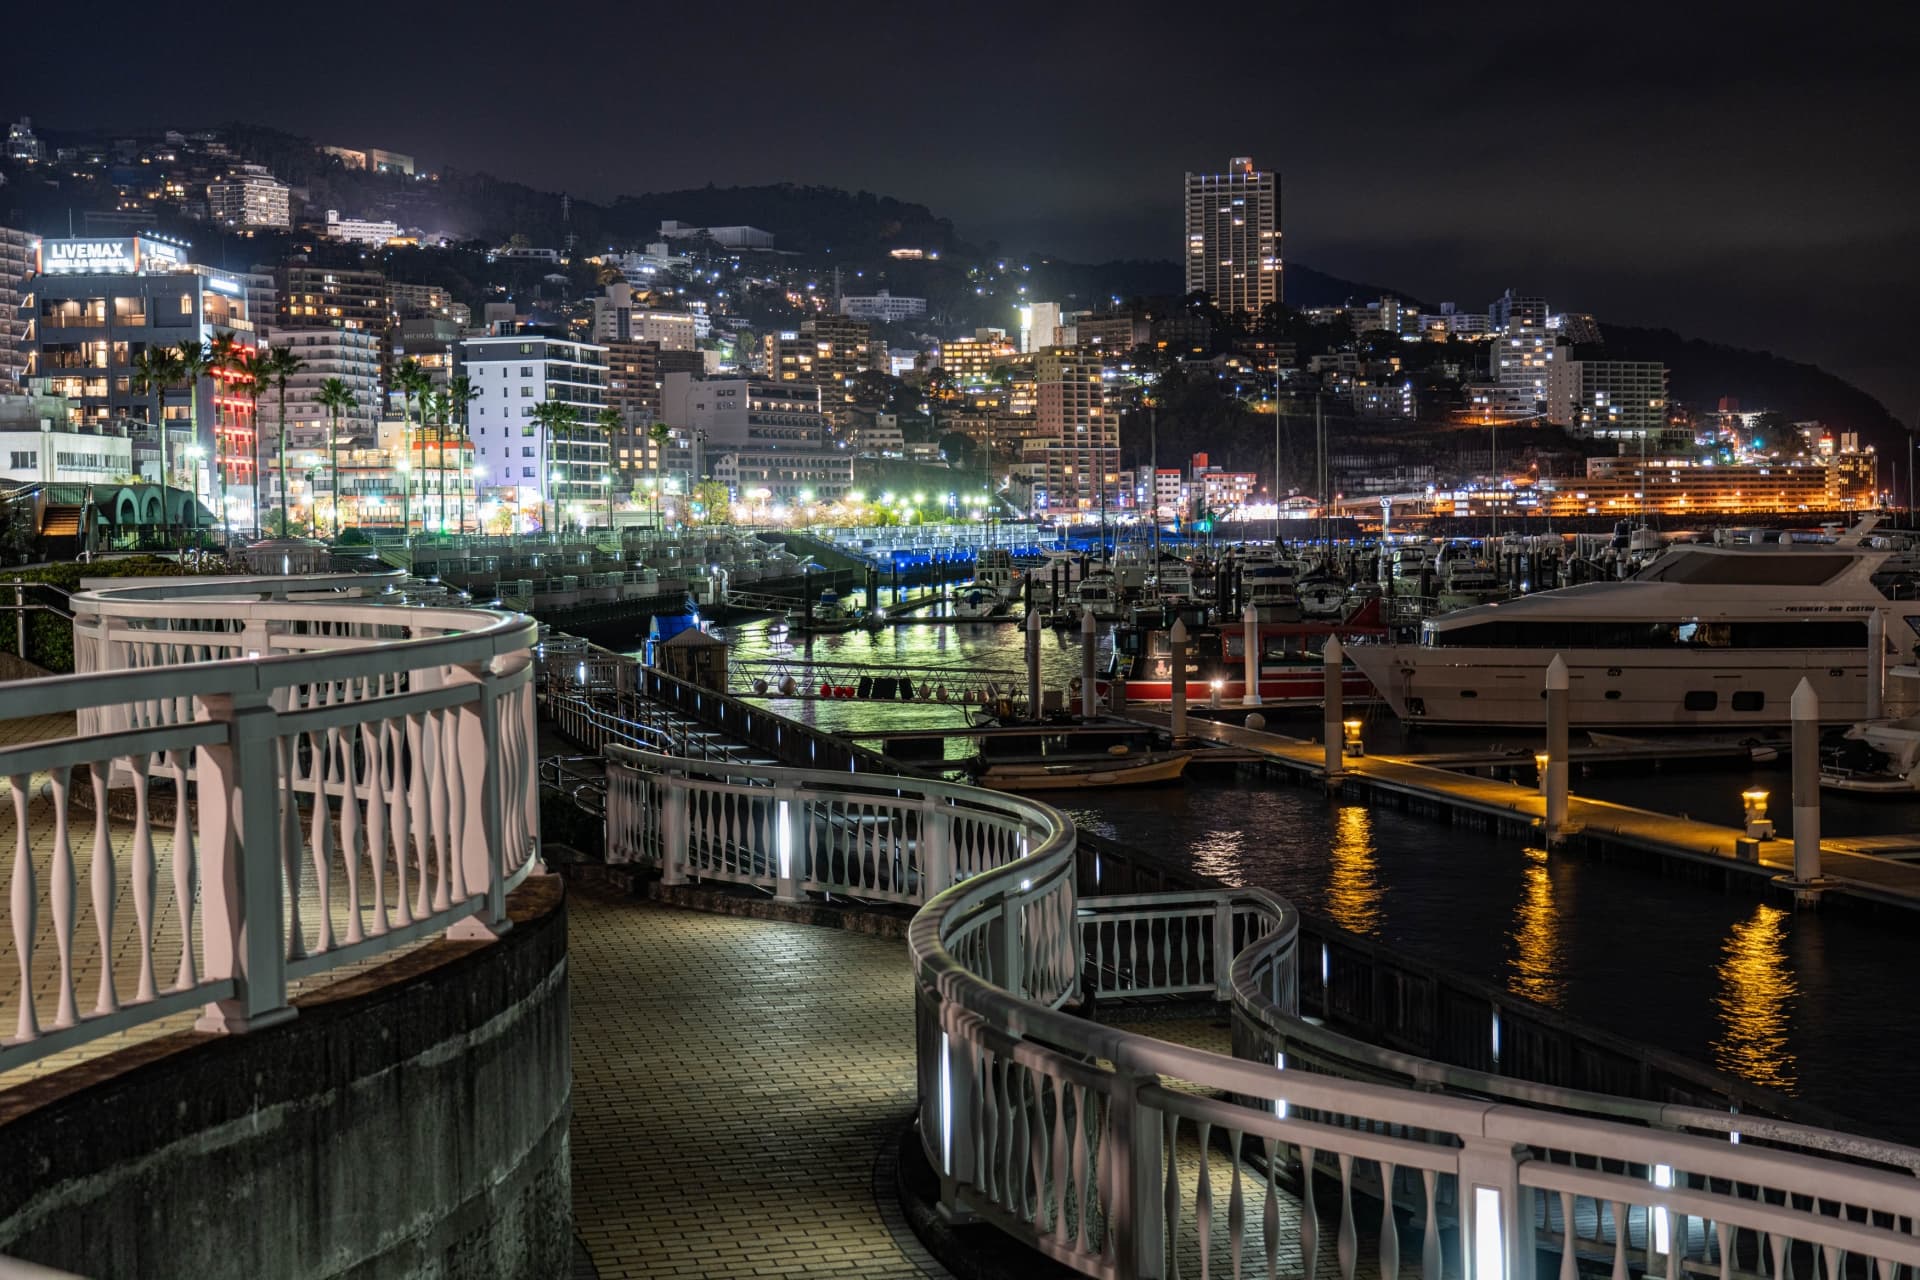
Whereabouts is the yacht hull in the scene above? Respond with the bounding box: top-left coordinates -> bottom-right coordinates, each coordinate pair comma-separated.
1346,644 -> 1869,728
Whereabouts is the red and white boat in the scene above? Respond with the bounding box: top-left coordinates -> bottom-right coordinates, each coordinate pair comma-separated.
1100,598 -> 1386,705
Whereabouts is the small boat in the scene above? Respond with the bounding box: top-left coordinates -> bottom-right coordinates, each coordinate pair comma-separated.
951,582 -> 1008,620
1243,561 -> 1302,623
1073,569 -> 1127,621
1296,569 -> 1349,620
977,748 -> 1193,792
1820,718 -> 1920,793
786,589 -> 863,633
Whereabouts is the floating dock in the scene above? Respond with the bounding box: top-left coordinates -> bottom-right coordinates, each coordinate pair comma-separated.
1126,709 -> 1920,915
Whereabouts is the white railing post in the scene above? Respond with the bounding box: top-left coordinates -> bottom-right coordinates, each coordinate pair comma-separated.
920,795 -> 953,898
999,890 -> 1025,998
661,771 -> 689,886
1111,1070 -> 1166,1278
1212,900 -> 1235,1000
194,690 -> 293,1034
1459,1137 -> 1532,1280
774,784 -> 801,902
448,662 -> 508,937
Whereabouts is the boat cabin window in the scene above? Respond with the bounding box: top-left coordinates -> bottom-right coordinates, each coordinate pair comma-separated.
1427,618 -> 1869,649
1633,552 -> 1852,586
1224,633 -> 1317,661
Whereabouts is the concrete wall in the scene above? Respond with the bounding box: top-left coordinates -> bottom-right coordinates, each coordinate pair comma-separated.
0,877 -> 571,1279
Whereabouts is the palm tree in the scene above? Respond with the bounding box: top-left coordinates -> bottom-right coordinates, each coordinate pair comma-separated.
395,358 -> 430,539
233,345 -> 267,537
206,332 -> 243,543
530,400 -> 578,535
596,407 -> 621,533
174,340 -> 215,545
315,378 -> 358,537
255,345 -> 305,537
130,346 -> 181,547
422,390 -> 449,534
447,375 -> 475,536
647,422 -> 673,527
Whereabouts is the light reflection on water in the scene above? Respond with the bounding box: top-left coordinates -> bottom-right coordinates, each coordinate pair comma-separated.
1713,904 -> 1799,1093
1507,848 -> 1566,1009
1325,805 -> 1382,937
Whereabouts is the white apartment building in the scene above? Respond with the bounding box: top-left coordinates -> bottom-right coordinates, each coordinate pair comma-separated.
1184,157 -> 1281,314
659,374 -> 826,450
1489,290 -> 1548,334
1546,359 -> 1670,443
324,209 -> 402,246
0,397 -> 133,484
839,291 -> 926,322
1486,330 -> 1563,416
711,449 -> 854,501
271,328 -> 383,450
207,166 -> 292,230
589,285 -> 700,350
0,226 -> 36,393
461,335 -> 610,522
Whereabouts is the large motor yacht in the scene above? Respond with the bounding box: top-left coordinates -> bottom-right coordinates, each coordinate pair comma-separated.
1345,542 -> 1917,729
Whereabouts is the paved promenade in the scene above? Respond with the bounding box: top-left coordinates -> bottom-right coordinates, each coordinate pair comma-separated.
567,885 -> 952,1279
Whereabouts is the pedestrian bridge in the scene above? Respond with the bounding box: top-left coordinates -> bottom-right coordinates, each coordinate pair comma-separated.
606,740 -> 1920,1280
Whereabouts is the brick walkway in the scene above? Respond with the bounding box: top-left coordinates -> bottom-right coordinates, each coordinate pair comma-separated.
567,886 -> 951,1279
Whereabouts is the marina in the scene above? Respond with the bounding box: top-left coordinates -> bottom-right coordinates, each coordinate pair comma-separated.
576,520 -> 1920,1142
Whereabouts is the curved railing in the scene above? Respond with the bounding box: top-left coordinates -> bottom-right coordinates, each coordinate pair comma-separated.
915,839 -> 1920,1279
603,735 -> 1920,1279
0,572 -> 540,1071
1230,926 -> 1920,1174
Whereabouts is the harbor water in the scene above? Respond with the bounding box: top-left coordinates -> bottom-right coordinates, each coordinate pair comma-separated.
634,611 -> 1920,1140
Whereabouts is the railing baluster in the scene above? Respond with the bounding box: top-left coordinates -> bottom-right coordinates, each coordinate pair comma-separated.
8,773 -> 38,1042
48,764 -> 79,1029
127,754 -> 158,1003
169,749 -> 197,990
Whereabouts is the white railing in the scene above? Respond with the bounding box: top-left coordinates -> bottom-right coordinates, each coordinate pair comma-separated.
605,746 -> 1038,907
1,572 -> 540,1072
606,741 -> 1920,1279
1229,924 -> 1920,1174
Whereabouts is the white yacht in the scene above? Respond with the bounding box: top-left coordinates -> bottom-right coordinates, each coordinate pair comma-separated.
952,548 -> 1015,619
1346,543 -> 1918,729
1243,560 -> 1302,623
1434,555 -> 1507,613
1073,569 -> 1126,621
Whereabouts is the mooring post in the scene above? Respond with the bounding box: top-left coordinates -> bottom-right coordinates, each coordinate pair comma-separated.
1169,618 -> 1189,740
1787,677 -> 1824,903
1323,635 -> 1345,789
1545,653 -> 1569,844
1080,607 -> 1098,719
1242,602 -> 1261,706
1026,607 -> 1043,721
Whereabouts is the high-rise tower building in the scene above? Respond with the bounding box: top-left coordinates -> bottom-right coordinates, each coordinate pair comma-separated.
1183,157 -> 1281,315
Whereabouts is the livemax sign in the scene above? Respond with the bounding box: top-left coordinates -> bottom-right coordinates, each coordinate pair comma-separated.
42,238 -> 136,273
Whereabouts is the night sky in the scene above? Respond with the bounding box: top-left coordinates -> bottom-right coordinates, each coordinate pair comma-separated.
10,2 -> 1919,418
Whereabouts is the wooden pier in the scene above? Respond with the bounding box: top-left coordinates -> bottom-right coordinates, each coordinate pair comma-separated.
1127,709 -> 1920,914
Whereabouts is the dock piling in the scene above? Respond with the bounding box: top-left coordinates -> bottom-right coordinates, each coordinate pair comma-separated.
1242,603 -> 1262,706
1025,609 -> 1042,722
1323,635 -> 1345,789
1786,677 -> 1826,903
1080,608 -> 1098,718
1545,654 -> 1569,843
1170,618 -> 1189,740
